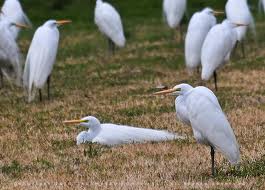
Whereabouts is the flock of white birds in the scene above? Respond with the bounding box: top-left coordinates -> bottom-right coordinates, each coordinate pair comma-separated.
0,0 -> 264,176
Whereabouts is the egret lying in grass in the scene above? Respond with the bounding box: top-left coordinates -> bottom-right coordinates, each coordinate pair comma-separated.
163,0 -> 186,42
64,116 -> 184,146
1,0 -> 32,39
201,20 -> 244,91
154,84 -> 240,176
0,18 -> 28,87
185,8 -> 223,73
23,20 -> 71,102
226,0 -> 256,57
94,0 -> 126,55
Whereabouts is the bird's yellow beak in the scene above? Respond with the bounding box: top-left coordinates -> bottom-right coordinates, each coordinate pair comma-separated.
63,119 -> 87,124
234,23 -> 248,27
14,23 -> 31,29
213,11 -> 224,16
56,20 -> 72,26
153,88 -> 178,95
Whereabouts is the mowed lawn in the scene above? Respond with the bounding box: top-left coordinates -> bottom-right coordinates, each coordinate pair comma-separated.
1,0 -> 265,189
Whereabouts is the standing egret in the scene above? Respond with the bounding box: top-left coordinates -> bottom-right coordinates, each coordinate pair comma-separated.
163,0 -> 187,42
185,8 -> 223,73
225,0 -> 256,57
23,20 -> 71,102
64,116 -> 184,146
1,0 -> 32,39
94,0 -> 126,55
201,20 -> 243,91
154,84 -> 240,176
0,18 -> 28,87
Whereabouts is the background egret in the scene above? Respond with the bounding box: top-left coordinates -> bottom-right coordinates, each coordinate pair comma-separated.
64,116 -> 184,146
94,0 -> 126,55
23,19 -> 71,102
0,19 -> 28,87
163,0 -> 187,42
154,84 -> 240,176
185,8 -> 220,73
1,0 -> 31,39
201,20 -> 240,91
225,0 -> 256,57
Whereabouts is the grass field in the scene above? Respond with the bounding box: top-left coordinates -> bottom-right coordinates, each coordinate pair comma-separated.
1,0 -> 265,189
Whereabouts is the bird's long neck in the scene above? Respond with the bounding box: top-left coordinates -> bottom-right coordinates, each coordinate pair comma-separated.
96,0 -> 103,5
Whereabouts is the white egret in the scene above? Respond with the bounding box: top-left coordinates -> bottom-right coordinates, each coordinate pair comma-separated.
201,20 -> 243,91
1,0 -> 32,39
154,84 -> 240,176
23,20 -> 71,102
64,116 -> 184,146
0,18 -> 28,87
163,0 -> 186,41
259,0 -> 265,13
225,0 -> 256,57
185,8 -> 223,73
94,0 -> 126,55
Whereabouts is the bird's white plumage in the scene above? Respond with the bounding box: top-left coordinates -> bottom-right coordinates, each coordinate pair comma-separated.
172,84 -> 240,165
76,116 -> 184,146
201,20 -> 238,81
185,8 -> 217,71
23,20 -> 59,102
163,0 -> 186,28
94,0 -> 125,47
1,0 -> 31,39
0,18 -> 22,85
225,0 -> 256,41
260,0 -> 265,12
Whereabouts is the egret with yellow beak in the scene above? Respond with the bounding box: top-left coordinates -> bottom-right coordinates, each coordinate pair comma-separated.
0,18 -> 29,87
64,116 -> 184,146
23,19 -> 71,102
185,8 -> 223,73
201,20 -> 248,91
154,83 -> 240,176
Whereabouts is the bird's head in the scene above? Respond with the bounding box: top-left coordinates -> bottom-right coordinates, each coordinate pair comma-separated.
44,19 -> 72,28
203,7 -> 224,16
64,116 -> 101,129
153,83 -> 193,96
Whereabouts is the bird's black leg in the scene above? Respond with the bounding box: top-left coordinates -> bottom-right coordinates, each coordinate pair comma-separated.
0,70 -> 3,88
39,89 -> 42,102
241,41 -> 246,58
178,25 -> 183,43
47,75 -> 51,100
211,146 -> 216,177
108,38 -> 115,55
214,71 -> 218,91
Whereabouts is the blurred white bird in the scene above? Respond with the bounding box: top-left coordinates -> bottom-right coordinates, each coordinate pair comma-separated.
201,20 -> 243,91
163,0 -> 186,41
23,20 -> 71,102
154,83 -> 240,176
185,8 -> 222,73
64,116 -> 184,146
225,0 -> 256,57
259,0 -> 265,13
94,0 -> 126,55
1,0 -> 32,39
0,18 -> 28,87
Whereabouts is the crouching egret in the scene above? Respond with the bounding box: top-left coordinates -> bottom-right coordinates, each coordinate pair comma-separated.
185,8 -> 223,73
201,20 -> 245,91
0,19 -> 29,87
1,0 -> 32,39
225,0 -> 256,57
64,116 -> 184,146
23,20 -> 71,102
94,0 -> 126,55
163,0 -> 186,42
154,84 -> 240,176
